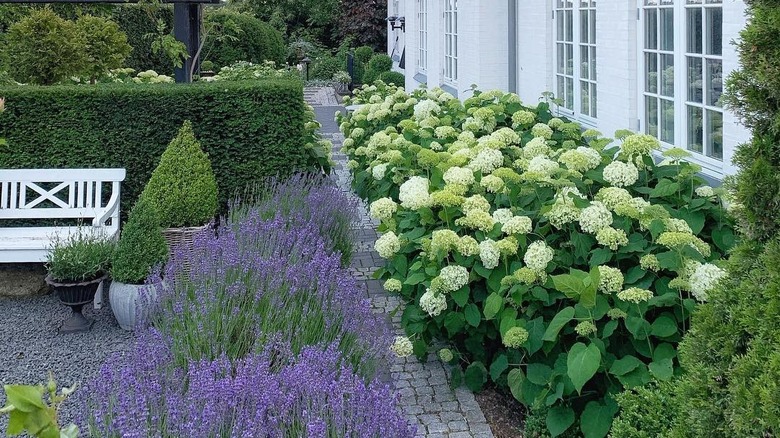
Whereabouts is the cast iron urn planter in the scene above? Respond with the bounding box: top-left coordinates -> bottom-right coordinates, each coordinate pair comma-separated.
45,274 -> 106,334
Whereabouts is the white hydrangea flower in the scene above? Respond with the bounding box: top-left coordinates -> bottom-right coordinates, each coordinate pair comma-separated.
372,163 -> 388,180
350,127 -> 366,139
523,137 -> 551,159
597,266 -> 624,294
602,161 -> 639,187
665,218 -> 693,234
695,186 -> 716,198
443,166 -> 476,186
578,201 -> 613,234
527,156 -> 560,176
558,147 -> 603,172
480,174 -> 505,193
690,263 -> 727,302
524,241 -> 554,273
479,239 -> 501,269
492,208 -> 514,224
595,187 -> 633,210
438,265 -> 470,292
375,231 -> 401,259
383,278 -> 403,292
369,197 -> 398,220
502,216 -> 533,235
532,123 -> 554,139
390,336 -> 414,357
399,176 -> 433,210
413,99 -> 442,121
468,148 -> 504,174
420,288 -> 448,316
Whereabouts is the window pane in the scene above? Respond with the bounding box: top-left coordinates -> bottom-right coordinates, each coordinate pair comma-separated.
591,83 -> 597,117
557,76 -> 566,102
591,46 -> 597,80
707,109 -> 723,159
661,8 -> 674,51
557,11 -> 565,40
646,96 -> 659,137
590,10 -> 596,43
687,8 -> 703,54
566,78 -> 574,109
706,7 -> 722,55
645,9 -> 658,50
687,57 -> 703,102
687,105 -> 703,153
706,59 -> 723,107
557,43 -> 565,72
566,44 -> 573,75
581,10 -> 589,43
566,10 -> 573,41
661,99 -> 675,144
581,81 -> 590,116
581,46 -> 589,79
646,53 -> 658,93
660,54 -> 674,97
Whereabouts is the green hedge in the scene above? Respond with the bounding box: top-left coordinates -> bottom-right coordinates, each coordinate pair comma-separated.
203,10 -> 285,69
0,79 -> 307,217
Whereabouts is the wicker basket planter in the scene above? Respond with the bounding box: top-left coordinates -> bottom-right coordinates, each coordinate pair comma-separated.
162,224 -> 210,272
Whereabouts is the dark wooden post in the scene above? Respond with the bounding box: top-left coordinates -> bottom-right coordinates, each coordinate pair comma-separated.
173,2 -> 200,83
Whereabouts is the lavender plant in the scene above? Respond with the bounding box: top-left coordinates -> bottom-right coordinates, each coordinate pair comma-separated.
82,331 -> 414,437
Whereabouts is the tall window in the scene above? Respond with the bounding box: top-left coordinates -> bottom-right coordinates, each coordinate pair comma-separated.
554,0 -> 597,119
418,0 -> 428,73
642,0 -> 723,161
443,0 -> 458,84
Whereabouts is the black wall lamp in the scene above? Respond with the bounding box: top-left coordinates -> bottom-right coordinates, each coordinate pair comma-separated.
387,16 -> 405,31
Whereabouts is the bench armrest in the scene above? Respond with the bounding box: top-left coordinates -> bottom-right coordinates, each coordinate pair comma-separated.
91,184 -> 121,228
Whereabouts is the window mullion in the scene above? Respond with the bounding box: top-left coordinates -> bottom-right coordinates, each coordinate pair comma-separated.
675,0 -> 686,151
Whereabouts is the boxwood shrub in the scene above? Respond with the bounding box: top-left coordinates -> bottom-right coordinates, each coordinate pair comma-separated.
0,79 -> 308,216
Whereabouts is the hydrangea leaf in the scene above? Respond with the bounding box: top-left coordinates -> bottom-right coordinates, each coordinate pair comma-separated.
464,362 -> 488,392
580,399 -> 619,438
653,342 -> 677,362
567,342 -> 601,394
648,358 -> 674,381
507,368 -> 525,401
444,312 -> 466,337
526,363 -> 553,386
451,286 -> 470,307
609,355 -> 643,376
489,354 -> 509,382
546,405 -> 575,437
543,307 -> 576,342
650,315 -> 678,338
464,303 -> 481,327
483,292 -> 503,320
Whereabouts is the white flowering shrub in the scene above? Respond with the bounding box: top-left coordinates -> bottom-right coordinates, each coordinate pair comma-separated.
338,82 -> 735,437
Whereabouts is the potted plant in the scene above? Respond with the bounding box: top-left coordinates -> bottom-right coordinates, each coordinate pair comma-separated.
45,229 -> 114,333
332,70 -> 351,94
141,120 -> 218,262
109,196 -> 168,330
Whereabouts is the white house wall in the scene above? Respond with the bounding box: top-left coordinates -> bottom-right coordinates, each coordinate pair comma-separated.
389,0 -> 751,179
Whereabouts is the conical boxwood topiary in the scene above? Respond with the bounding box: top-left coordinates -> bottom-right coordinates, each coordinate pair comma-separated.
111,196 -> 169,284
142,120 -> 218,228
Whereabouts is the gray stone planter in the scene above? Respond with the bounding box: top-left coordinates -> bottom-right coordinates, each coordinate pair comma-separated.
109,281 -> 152,331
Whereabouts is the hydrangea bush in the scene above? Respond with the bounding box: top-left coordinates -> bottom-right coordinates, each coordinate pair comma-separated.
337,82 -> 735,437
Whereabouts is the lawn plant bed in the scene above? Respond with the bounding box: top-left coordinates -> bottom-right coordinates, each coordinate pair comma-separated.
75,174 -> 415,437
337,82 -> 735,437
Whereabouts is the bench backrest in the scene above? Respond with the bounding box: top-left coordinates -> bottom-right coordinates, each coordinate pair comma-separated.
0,169 -> 126,221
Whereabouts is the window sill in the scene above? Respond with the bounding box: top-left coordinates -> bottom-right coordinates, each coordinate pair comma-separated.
413,72 -> 427,84
440,83 -> 458,98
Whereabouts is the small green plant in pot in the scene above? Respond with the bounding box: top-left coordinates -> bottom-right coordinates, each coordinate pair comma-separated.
45,229 -> 114,333
141,120 -> 218,259
109,196 -> 168,330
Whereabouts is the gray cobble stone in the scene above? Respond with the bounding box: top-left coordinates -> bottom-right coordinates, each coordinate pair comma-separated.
307,88 -> 494,438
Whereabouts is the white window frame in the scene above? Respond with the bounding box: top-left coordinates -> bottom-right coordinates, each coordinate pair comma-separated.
418,0 -> 428,73
443,0 -> 458,85
553,0 -> 597,124
638,0 -> 725,176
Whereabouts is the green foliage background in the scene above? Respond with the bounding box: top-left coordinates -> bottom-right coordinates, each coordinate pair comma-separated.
202,10 -> 286,69
0,79 -> 308,218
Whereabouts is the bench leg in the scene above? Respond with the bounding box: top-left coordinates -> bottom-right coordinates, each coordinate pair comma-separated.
94,281 -> 103,310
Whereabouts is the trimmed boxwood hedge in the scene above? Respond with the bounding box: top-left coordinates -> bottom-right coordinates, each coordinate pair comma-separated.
0,79 -> 306,216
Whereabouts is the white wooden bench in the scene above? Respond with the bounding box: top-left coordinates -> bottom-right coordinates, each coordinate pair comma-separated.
0,169 -> 126,263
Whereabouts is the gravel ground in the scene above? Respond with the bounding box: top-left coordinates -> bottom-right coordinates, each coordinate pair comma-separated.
0,289 -> 134,430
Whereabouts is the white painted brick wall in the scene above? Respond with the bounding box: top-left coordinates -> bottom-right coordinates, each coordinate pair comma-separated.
393,0 -> 750,178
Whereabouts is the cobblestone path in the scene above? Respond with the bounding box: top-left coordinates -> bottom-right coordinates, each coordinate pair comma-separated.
306,87 -> 495,438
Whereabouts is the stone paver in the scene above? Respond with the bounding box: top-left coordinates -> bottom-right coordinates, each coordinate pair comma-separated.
306,87 -> 495,438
